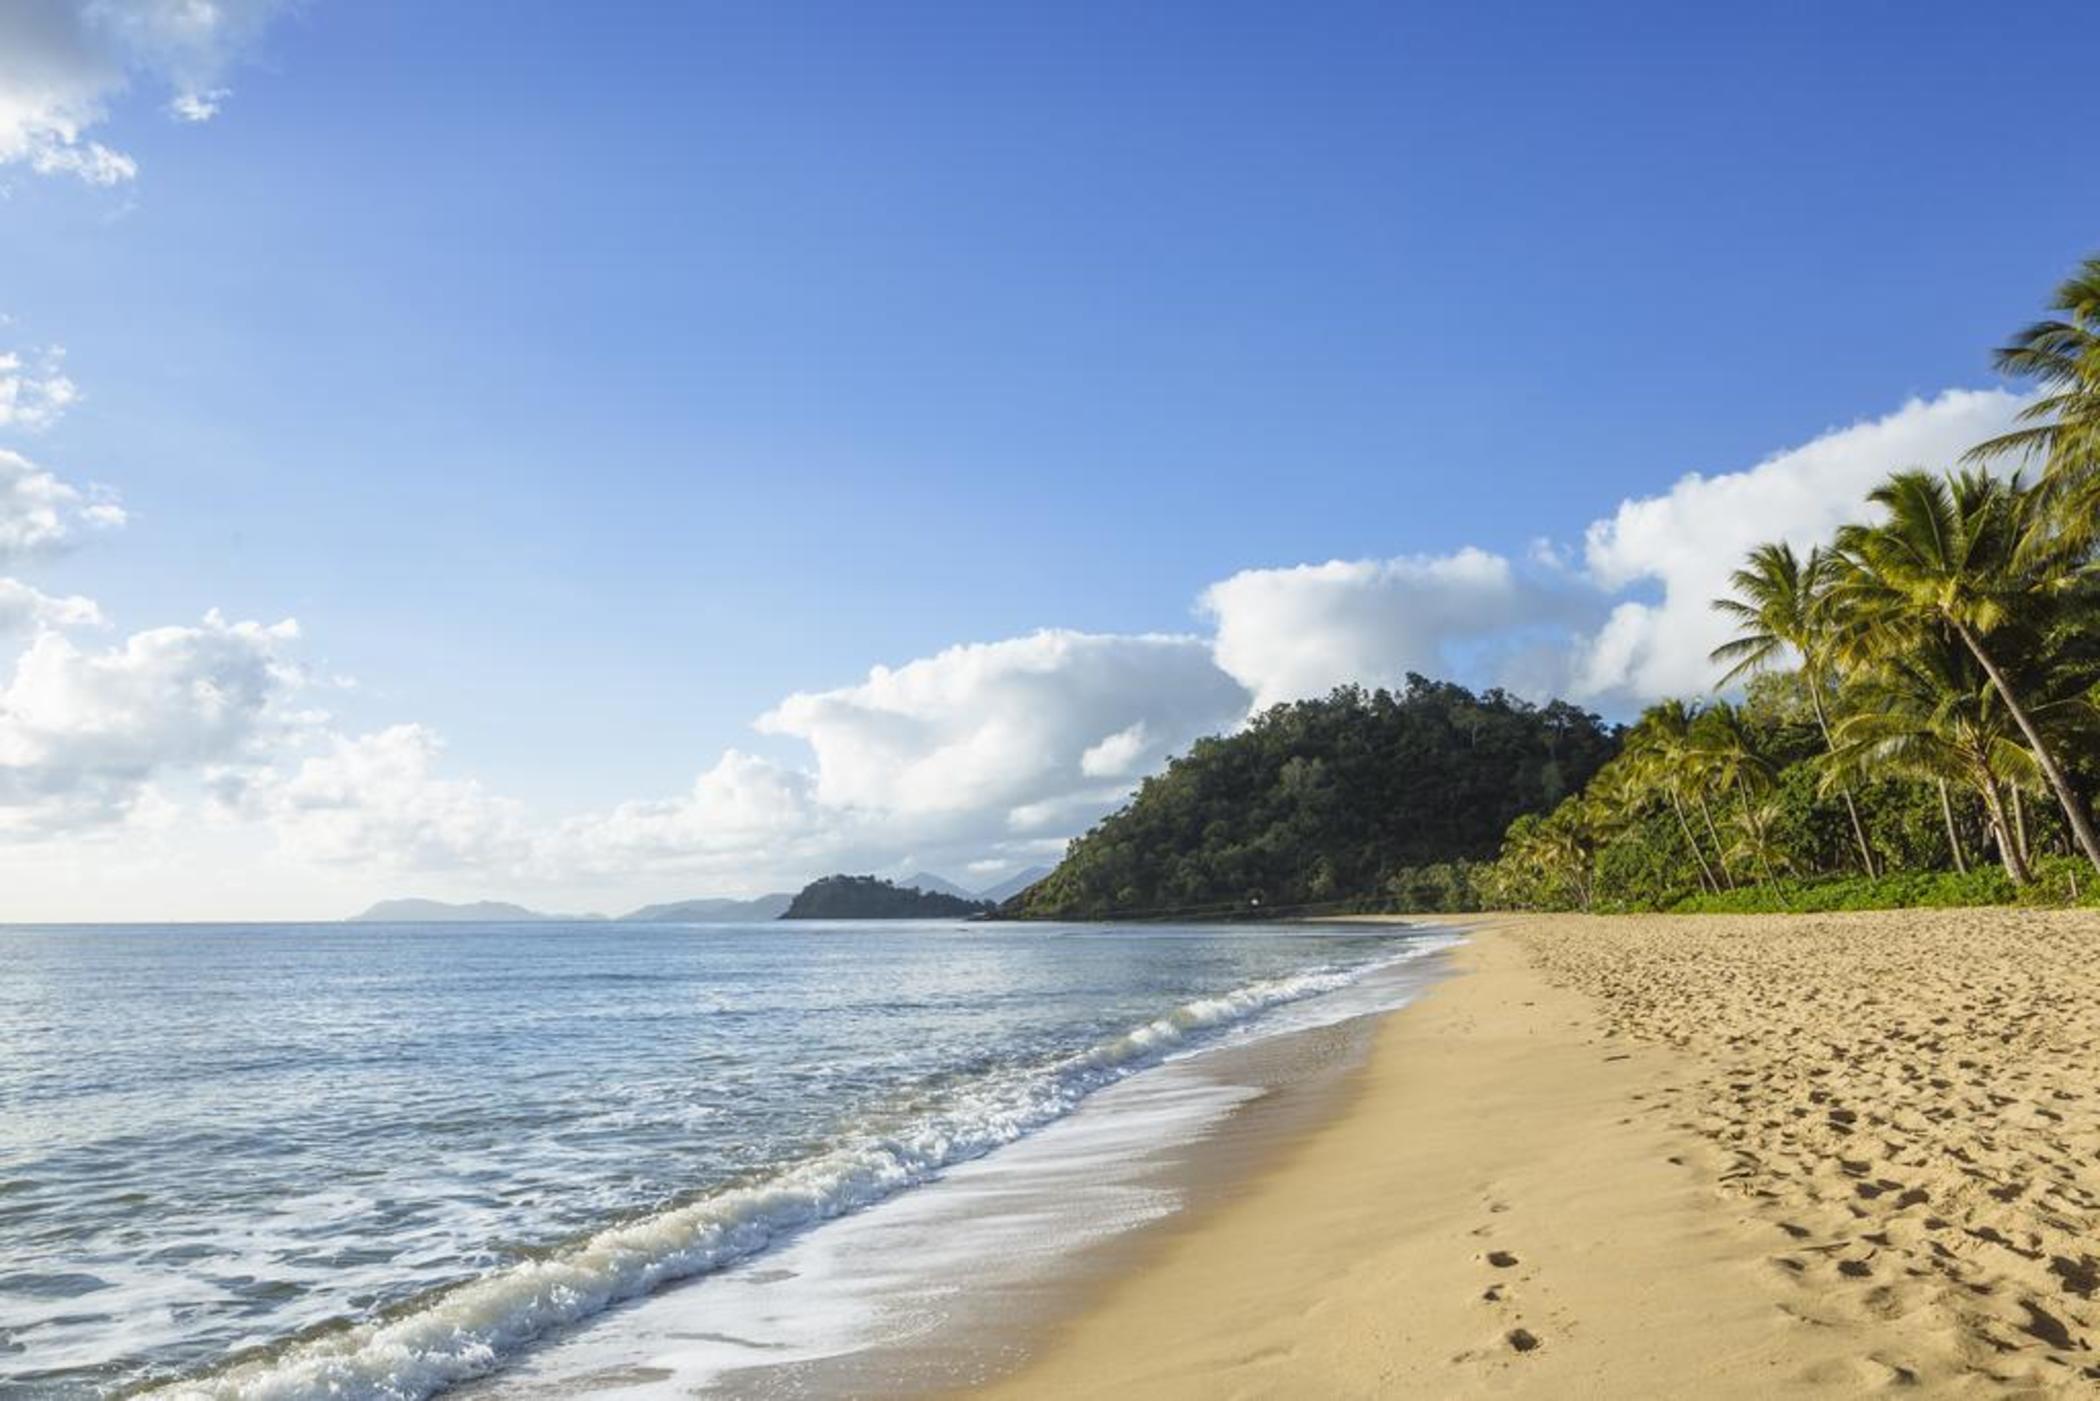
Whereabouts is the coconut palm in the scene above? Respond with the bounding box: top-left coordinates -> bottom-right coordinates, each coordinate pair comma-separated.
1498,801 -> 1597,911
1534,800 -> 1599,912
1966,255 -> 2100,542
1711,541 -> 1878,875
1726,796 -> 1793,895
1829,634 -> 2038,884
1828,468 -> 2100,874
1625,700 -> 1726,893
1688,702 -> 1780,887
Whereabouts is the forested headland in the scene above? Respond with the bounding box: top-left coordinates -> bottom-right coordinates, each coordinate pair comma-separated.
1001,679 -> 1618,919
1007,252 -> 2100,919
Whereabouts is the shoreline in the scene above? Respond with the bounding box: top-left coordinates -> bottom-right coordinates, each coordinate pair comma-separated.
956,914 -> 1991,1399
430,927 -> 1460,1400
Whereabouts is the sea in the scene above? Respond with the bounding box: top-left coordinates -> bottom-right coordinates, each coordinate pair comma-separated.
0,918 -> 1456,1399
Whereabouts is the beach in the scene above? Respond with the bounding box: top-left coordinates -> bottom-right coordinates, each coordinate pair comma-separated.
966,910 -> 2100,1399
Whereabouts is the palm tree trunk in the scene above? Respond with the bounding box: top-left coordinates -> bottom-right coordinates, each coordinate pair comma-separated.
1806,676 -> 1878,877
1980,778 -> 2031,885
1939,779 -> 1968,875
1735,774 -> 1780,889
1694,794 -> 1735,888
1952,619 -> 2100,876
1667,791 -> 1720,893
2011,784 -> 2031,868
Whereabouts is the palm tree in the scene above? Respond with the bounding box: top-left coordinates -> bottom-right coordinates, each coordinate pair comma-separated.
1627,700 -> 1725,893
1711,541 -> 1879,875
1829,634 -> 2038,884
1966,255 -> 2100,542
1689,702 -> 1780,887
1498,802 -> 1597,911
1726,796 -> 1792,893
1534,800 -> 1599,911
1828,468 -> 2100,875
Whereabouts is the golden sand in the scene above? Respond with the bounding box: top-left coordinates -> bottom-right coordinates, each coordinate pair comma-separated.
965,910 -> 2100,1398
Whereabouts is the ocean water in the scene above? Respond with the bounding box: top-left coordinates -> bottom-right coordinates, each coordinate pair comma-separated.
0,919 -> 1451,1399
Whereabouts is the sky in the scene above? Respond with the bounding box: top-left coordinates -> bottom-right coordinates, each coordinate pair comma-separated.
0,0 -> 2095,920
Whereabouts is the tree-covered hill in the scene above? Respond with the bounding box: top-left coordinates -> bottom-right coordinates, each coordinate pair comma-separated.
1002,678 -> 1619,920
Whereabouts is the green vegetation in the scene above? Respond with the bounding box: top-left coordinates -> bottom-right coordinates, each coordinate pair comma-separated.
1667,858 -> 2099,915
997,254 -> 2100,922
1002,679 -> 1617,919
780,875 -> 993,919
1484,253 -> 2100,914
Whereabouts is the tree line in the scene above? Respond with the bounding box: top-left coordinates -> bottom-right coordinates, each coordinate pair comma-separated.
1488,254 -> 2100,913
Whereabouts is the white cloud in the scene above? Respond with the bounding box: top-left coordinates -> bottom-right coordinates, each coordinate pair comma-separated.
0,0 -> 294,184
560,749 -> 825,877
0,577 -> 102,632
1079,720 -> 1149,778
0,447 -> 125,560
168,86 -> 229,122
540,631 -> 1251,891
248,724 -> 533,871
1201,548 -> 1575,710
1569,388 -> 2030,701
757,630 -> 1248,819
0,348 -> 81,430
0,611 -> 298,834
193,630 -> 1247,898
29,136 -> 136,184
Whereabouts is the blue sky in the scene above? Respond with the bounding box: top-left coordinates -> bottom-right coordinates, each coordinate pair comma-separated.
0,1 -> 2095,917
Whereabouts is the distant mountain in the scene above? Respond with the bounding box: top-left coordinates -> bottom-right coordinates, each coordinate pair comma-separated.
974,865 -> 1054,904
351,898 -> 561,923
781,875 -> 993,920
618,893 -> 794,922
898,871 -> 978,901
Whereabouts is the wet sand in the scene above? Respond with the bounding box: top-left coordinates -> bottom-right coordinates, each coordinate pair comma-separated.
965,911 -> 2100,1399
453,937 -> 1456,1400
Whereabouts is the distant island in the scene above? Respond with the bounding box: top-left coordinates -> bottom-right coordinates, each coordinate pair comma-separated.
350,898 -> 581,923
349,877 -> 1034,924
780,875 -> 993,920
618,893 -> 795,922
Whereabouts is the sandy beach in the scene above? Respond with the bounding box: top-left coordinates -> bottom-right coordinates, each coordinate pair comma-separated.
965,910 -> 2100,1399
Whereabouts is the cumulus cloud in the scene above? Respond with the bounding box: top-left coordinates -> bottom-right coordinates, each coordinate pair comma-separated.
540,631 -> 1252,889
0,447 -> 125,559
1080,721 -> 1149,779
0,0 -> 294,184
0,611 -> 298,834
1569,388 -> 2030,702
0,348 -> 82,430
560,750 -> 827,877
757,630 -> 1249,819
1201,549 -> 1581,710
197,630 -> 1249,895
247,724 -> 534,871
0,577 -> 102,632
168,87 -> 228,122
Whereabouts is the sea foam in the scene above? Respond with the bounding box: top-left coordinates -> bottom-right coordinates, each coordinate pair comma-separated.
141,942 -> 1446,1401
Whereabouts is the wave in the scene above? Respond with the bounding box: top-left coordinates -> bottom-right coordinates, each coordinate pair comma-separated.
140,940 -> 1448,1401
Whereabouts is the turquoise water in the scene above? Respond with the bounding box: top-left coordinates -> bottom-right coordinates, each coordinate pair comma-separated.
0,919 -> 1444,1398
